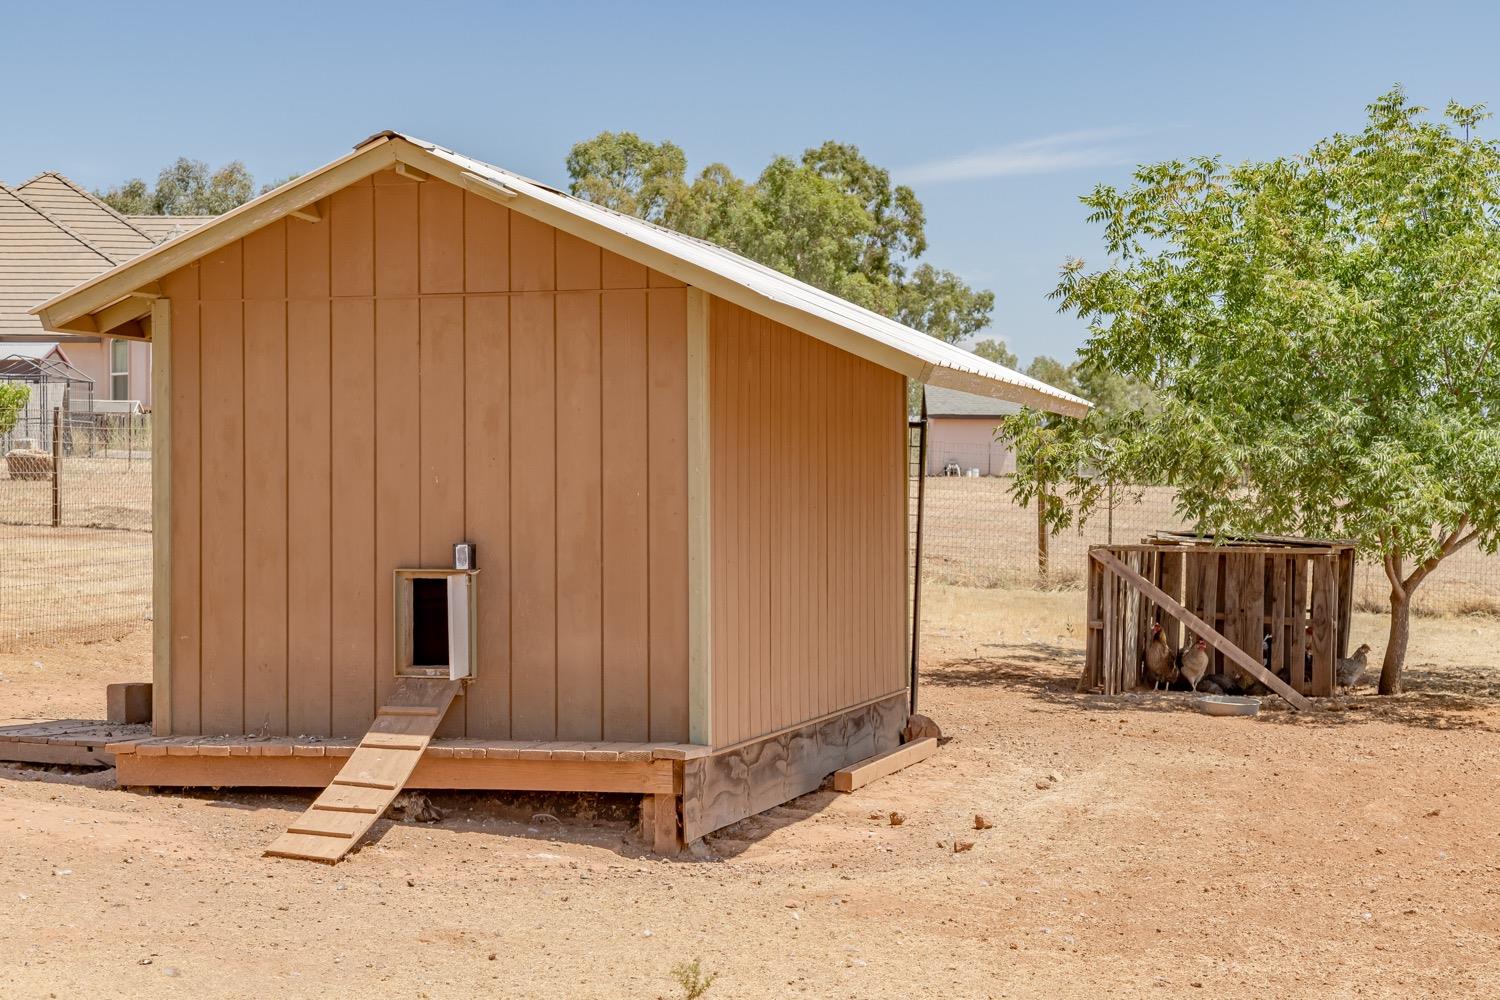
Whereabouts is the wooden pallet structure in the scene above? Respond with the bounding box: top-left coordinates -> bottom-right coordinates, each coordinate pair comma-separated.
265,677 -> 461,863
0,720 -> 150,767
1081,536 -> 1356,711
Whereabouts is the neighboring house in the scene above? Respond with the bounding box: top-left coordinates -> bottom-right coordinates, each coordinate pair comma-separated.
923,384 -> 1022,476
36,131 -> 1087,856
0,171 -> 213,409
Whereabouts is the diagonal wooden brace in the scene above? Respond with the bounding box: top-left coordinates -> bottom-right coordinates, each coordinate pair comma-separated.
1090,549 -> 1314,712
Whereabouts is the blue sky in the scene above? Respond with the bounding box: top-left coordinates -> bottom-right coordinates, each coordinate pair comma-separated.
4,0 -> 1498,365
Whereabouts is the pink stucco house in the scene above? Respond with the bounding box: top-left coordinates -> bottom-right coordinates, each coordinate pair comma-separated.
923,385 -> 1021,476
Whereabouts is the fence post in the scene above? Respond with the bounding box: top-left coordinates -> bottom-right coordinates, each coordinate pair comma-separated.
1107,476 -> 1115,545
1036,480 -> 1049,583
51,406 -> 62,528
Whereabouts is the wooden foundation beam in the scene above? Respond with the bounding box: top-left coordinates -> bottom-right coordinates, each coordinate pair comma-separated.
115,752 -> 678,793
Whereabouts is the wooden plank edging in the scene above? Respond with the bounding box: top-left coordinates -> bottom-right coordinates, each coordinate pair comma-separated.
833,737 -> 938,793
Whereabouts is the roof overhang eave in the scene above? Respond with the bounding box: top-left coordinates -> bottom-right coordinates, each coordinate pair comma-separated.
924,365 -> 1091,419
32,137 -> 402,334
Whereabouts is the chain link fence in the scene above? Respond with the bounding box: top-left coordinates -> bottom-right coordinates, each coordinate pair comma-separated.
917,449 -> 1500,617
1,407 -> 153,650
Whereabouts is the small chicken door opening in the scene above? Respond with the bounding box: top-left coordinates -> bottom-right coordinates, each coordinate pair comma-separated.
395,569 -> 478,681
411,579 -> 450,669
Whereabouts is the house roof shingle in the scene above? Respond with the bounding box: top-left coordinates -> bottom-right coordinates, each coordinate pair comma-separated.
0,183 -> 116,336
924,385 -> 1024,419
15,172 -> 156,263
1,174 -> 216,339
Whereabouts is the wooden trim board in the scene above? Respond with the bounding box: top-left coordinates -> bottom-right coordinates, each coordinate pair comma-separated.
686,286 -> 712,746
36,140 -> 400,329
150,298 -> 172,735
833,737 -> 937,792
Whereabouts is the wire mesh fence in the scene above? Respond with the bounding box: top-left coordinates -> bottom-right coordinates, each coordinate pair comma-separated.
1,407 -> 153,651
917,464 -> 1500,617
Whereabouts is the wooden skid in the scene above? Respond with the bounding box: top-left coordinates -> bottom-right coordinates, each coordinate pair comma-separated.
682,692 -> 907,843
833,737 -> 938,793
266,677 -> 459,864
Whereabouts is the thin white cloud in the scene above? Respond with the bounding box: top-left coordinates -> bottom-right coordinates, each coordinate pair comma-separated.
896,126 -> 1141,185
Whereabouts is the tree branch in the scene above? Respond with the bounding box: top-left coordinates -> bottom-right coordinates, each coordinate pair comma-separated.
1403,518 -> 1477,592
1381,536 -> 1404,594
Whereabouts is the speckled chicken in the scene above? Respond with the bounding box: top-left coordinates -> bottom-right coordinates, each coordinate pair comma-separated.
1336,644 -> 1372,692
1178,636 -> 1211,693
1143,622 -> 1177,690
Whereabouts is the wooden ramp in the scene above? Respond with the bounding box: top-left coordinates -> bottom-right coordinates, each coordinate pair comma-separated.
265,677 -> 460,864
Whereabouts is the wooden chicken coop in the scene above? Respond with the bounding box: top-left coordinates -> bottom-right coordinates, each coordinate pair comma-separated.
1081,533 -> 1357,709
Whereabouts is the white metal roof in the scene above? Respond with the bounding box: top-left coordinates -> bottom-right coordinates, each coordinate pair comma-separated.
34,131 -> 1088,417
396,134 -> 1088,418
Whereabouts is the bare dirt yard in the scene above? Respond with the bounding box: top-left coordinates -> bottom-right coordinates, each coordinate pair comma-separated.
2,586 -> 1498,999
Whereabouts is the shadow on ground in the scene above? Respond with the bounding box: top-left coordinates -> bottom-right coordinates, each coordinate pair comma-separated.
923,641 -> 1499,732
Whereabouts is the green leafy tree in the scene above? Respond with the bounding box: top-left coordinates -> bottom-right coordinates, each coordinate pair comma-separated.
896,264 -> 995,345
259,174 -> 300,196
565,132 -> 688,223
971,337 -> 1017,369
565,132 -> 992,341
1050,87 -> 1500,693
98,178 -> 153,215
1025,355 -> 1082,397
99,157 -> 256,216
0,382 -> 29,436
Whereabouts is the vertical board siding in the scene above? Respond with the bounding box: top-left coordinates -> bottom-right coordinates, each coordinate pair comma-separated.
161,170 -> 691,739
242,296 -> 288,735
462,295 -> 512,735
600,290 -> 650,740
508,291 -> 558,738
419,295 -> 467,737
647,286 -> 689,741
286,296 -> 332,735
373,297 -> 422,718
329,298 -> 377,733
709,297 -> 907,748
286,214 -> 333,733
555,291 -> 604,738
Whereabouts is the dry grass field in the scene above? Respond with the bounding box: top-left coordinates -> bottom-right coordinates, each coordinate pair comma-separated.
0,455 -> 153,651
2,586 -> 1498,998
922,476 -> 1500,615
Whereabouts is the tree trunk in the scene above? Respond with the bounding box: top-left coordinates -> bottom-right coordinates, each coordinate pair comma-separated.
1036,483 -> 1049,583
1378,585 -> 1411,695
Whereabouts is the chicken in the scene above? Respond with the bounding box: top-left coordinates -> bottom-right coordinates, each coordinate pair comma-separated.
1178,636 -> 1210,693
1196,676 -> 1228,696
1143,622 -> 1177,691
1336,644 -> 1372,692
1201,672 -> 1237,695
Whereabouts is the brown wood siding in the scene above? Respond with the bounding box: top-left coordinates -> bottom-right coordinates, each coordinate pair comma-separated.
162,171 -> 689,740
708,297 -> 908,748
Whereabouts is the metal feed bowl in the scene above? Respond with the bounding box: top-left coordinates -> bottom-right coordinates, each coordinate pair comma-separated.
1194,695 -> 1261,717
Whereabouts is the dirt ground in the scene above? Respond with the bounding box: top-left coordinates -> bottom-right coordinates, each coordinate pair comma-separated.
2,586 -> 1498,999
